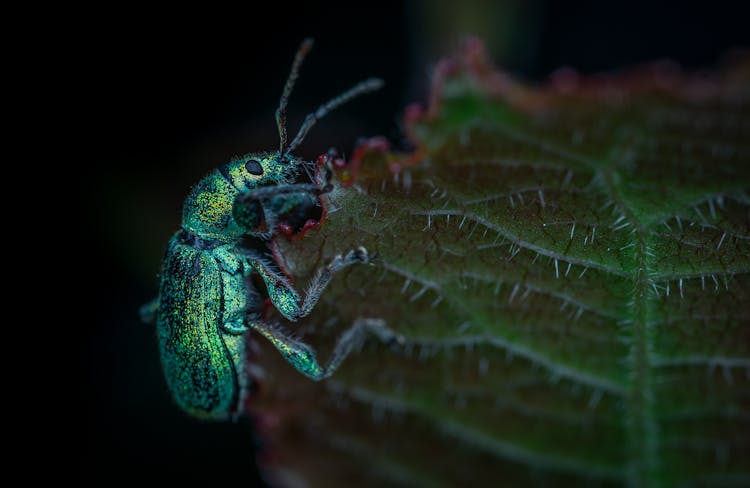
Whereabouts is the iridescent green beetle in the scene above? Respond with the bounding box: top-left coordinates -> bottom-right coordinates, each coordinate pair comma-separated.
142,39 -> 395,420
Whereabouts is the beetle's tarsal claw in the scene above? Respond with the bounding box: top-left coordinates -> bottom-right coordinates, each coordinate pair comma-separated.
344,246 -> 371,264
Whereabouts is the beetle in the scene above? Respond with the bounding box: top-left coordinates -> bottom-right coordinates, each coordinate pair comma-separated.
142,39 -> 395,420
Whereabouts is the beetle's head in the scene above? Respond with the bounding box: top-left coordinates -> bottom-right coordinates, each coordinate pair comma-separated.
228,152 -> 318,234
221,152 -> 302,193
226,38 -> 382,238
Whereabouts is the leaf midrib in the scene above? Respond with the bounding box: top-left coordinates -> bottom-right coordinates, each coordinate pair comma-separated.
602,169 -> 659,487
372,160 -> 658,483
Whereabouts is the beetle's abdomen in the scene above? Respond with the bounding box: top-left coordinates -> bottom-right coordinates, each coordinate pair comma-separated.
157,234 -> 240,419
182,171 -> 243,240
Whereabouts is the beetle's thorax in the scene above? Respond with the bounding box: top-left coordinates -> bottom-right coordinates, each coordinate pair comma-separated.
181,170 -> 244,241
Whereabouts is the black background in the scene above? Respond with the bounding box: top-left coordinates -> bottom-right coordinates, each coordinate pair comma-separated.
86,1 -> 749,485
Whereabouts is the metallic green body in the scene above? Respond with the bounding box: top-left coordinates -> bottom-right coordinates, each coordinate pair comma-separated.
156,153 -> 290,419
149,146 -> 383,421
157,232 -> 253,419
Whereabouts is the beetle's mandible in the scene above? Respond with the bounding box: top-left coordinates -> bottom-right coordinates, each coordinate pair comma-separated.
142,39 -> 397,420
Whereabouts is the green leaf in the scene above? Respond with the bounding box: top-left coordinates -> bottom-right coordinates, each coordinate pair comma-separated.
253,39 -> 750,487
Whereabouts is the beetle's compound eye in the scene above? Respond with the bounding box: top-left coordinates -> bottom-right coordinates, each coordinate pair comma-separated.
245,159 -> 264,176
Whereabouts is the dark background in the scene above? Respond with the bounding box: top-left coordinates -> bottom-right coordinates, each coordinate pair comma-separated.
86,1 -> 750,485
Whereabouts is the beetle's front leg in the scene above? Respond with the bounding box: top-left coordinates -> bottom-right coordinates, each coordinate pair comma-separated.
246,247 -> 375,321
250,318 -> 400,380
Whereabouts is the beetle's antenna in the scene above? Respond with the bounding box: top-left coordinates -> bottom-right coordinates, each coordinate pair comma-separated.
286,78 -> 384,155
276,38 -> 314,154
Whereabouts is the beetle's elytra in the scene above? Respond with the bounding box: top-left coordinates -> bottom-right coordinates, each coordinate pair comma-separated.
142,39 -> 397,420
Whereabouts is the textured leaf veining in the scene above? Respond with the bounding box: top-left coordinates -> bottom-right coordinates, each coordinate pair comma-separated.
252,40 -> 750,487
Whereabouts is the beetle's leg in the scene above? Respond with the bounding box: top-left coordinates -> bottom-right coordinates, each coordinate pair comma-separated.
139,298 -> 159,324
250,318 -> 399,380
246,246 -> 375,321
319,318 -> 402,377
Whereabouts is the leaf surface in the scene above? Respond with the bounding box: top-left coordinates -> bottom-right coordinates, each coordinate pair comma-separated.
253,40 -> 750,487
